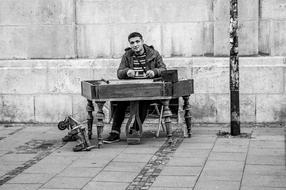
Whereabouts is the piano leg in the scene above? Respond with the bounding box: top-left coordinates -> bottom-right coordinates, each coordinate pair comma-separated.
183,95 -> 192,138
86,100 -> 94,139
161,99 -> 173,144
95,101 -> 106,148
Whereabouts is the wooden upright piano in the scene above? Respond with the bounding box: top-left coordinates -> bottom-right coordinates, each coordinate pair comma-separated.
81,70 -> 194,148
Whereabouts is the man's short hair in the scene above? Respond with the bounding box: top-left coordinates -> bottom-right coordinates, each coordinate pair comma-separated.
128,32 -> 143,41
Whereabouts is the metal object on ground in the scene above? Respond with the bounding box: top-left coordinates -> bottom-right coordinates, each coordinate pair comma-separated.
58,116 -> 96,151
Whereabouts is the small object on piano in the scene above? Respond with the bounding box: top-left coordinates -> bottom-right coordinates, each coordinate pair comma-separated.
100,78 -> 110,84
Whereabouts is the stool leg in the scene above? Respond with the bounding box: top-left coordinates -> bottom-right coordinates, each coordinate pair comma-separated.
95,101 -> 105,148
86,100 -> 94,140
161,99 -> 172,144
183,96 -> 192,138
156,105 -> 165,137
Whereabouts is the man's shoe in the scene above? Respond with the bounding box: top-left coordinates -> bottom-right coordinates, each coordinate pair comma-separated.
103,133 -> 120,144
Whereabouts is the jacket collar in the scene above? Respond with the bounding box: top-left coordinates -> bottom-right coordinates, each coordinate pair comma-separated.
125,44 -> 156,61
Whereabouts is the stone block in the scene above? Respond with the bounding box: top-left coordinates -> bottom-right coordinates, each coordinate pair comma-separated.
0,0 -> 73,25
213,0 -> 229,21
92,59 -> 118,80
214,21 -> 229,56
0,95 -> 34,123
0,62 -> 48,94
240,95 -> 256,123
259,20 -> 270,55
110,0 -> 149,23
77,0 -> 110,24
77,25 -> 112,58
238,0 -> 259,21
164,58 -> 193,79
204,22 -> 214,55
270,21 -> 286,56
190,94 -> 217,123
193,58 -> 229,94
256,95 -> 286,123
261,0 -> 286,19
238,21 -> 259,55
0,26 -> 29,59
111,24 -> 161,58
47,61 -> 93,94
216,94 -> 230,123
151,0 -> 212,22
240,61 -> 284,94
162,23 -> 204,57
35,95 -> 72,123
0,25 -> 75,59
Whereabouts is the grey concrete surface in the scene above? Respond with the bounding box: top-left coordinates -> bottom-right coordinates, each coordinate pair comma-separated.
0,123 -> 285,190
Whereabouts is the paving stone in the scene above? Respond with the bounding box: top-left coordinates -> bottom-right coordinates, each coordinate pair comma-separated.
241,186 -> 286,190
174,149 -> 210,159
203,161 -> 245,171
168,157 -> 206,167
42,176 -> 91,189
93,171 -> 138,183
152,176 -> 197,188
58,167 -> 102,177
249,141 -> 285,149
24,163 -> 67,174
150,187 -> 191,190
242,175 -> 286,188
7,173 -> 54,184
121,147 -> 159,155
68,158 -> 111,168
160,166 -> 201,176
0,183 -> 42,190
200,169 -> 243,181
194,180 -> 240,190
113,153 -> 153,163
82,181 -> 129,190
244,165 -> 286,176
212,144 -> 249,153
178,142 -> 213,150
208,152 -> 247,161
246,155 -> 285,165
103,161 -> 146,172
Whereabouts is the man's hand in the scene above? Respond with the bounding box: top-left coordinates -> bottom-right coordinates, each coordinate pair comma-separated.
146,70 -> 155,78
127,69 -> 135,78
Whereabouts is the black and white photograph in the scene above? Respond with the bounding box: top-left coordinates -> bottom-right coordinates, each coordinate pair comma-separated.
0,0 -> 285,189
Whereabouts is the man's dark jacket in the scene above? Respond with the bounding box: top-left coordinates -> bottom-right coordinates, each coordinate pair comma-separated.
117,44 -> 166,79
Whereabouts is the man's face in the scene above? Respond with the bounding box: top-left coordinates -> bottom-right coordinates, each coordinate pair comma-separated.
129,37 -> 144,53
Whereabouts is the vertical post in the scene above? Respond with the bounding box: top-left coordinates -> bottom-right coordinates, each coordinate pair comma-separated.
230,0 -> 240,135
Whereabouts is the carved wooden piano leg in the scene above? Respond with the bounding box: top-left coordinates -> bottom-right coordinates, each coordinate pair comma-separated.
161,99 -> 172,144
183,95 -> 192,138
95,101 -> 105,148
86,100 -> 94,139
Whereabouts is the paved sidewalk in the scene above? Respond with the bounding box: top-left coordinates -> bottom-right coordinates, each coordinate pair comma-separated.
0,123 -> 285,190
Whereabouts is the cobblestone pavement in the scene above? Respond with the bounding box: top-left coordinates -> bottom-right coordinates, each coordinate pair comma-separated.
0,123 -> 285,190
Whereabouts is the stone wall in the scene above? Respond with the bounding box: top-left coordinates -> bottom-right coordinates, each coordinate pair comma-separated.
0,0 -> 286,123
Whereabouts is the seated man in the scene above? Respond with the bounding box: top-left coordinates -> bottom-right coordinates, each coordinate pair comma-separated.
103,32 -> 166,143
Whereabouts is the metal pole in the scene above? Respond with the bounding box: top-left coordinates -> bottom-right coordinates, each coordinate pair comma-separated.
230,0 -> 240,135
